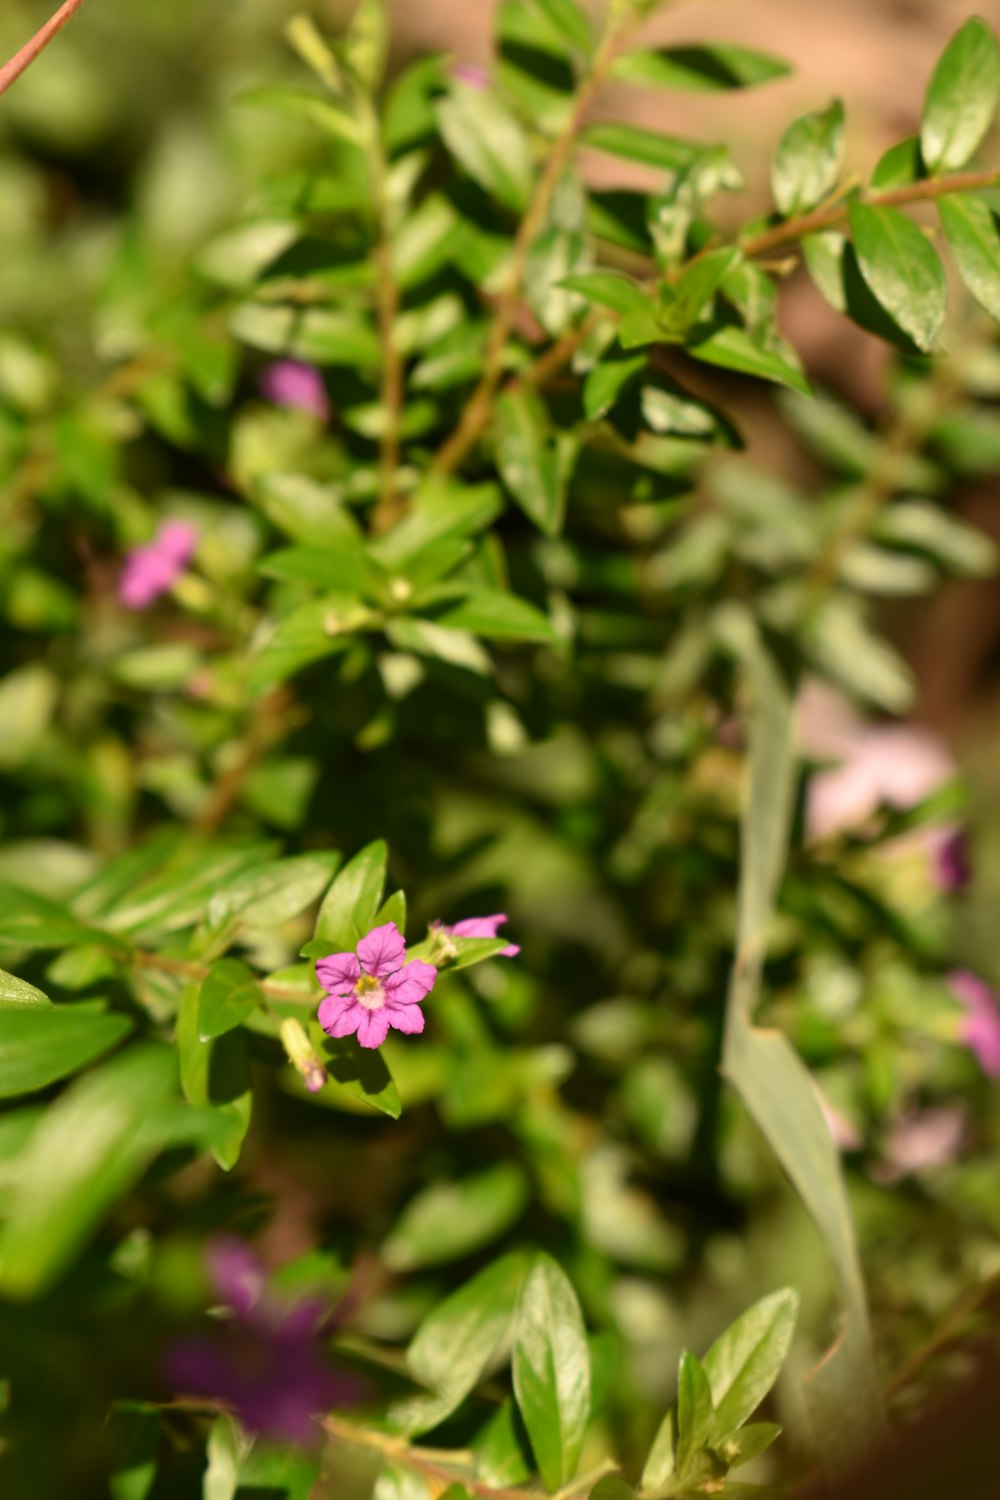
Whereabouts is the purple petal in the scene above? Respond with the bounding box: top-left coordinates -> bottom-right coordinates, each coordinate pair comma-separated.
206,1235 -> 266,1316
119,549 -> 176,609
387,1004 -> 425,1035
318,996 -> 363,1039
156,521 -> 198,565
445,914 -> 519,958
356,1008 -> 391,1049
259,359 -> 331,421
357,922 -> 407,978
316,952 -> 361,993
384,959 -> 437,1007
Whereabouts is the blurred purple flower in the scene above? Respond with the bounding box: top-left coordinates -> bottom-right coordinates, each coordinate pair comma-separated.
933,827 -> 972,893
259,359 -> 331,420
166,1237 -> 360,1446
951,970 -> 1000,1078
452,61 -> 490,89
316,922 -> 436,1049
119,521 -> 197,610
442,913 -> 520,958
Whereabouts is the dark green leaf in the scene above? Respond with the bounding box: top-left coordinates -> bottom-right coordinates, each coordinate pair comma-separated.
512,1253 -> 591,1492
198,959 -> 262,1041
559,270 -> 649,316
177,988 -> 253,1172
939,192 -> 1000,323
584,350 -> 646,421
319,1031 -> 402,1118
495,389 -> 568,536
312,839 -> 387,949
109,1406 -> 159,1500
612,43 -> 791,92
434,590 -> 557,643
771,99 -> 845,215
849,201 -> 947,352
260,545 -> 387,602
921,17 -> 1000,174
687,326 -> 811,394
664,246 -> 743,331
0,1007 -> 132,1100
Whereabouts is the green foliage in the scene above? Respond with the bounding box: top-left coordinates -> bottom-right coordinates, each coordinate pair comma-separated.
1,2 -> 1000,1496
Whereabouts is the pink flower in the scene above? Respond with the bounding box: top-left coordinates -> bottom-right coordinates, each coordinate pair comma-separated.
259,360 -> 331,420
442,913 -> 519,958
874,1107 -> 967,1182
316,922 -> 436,1049
933,828 -> 971,893
119,521 -> 197,610
452,61 -> 490,90
951,969 -> 1000,1077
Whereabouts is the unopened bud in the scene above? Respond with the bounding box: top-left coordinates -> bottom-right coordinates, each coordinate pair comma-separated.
280,1018 -> 328,1094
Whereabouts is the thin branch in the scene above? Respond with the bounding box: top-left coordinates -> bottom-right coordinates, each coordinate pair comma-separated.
429,7 -> 640,482
0,0 -> 86,99
371,135 -> 407,532
741,166 -> 1000,259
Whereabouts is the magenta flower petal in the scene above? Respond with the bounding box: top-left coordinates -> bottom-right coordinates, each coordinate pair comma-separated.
259,359 -> 331,420
386,1003 -> 425,1035
157,521 -> 198,565
357,922 -> 407,978
385,959 -> 437,1007
318,995 -> 363,1039
119,520 -> 197,610
950,969 -> 1000,1077
356,1009 -> 392,1049
444,913 -> 519,958
207,1236 -> 266,1317
316,952 -> 361,994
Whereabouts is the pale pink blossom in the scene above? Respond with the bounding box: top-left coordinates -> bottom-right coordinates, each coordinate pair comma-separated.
119,521 -> 197,609
951,970 -> 1000,1077
452,61 -> 490,90
873,1107 -> 967,1182
259,360 -> 331,420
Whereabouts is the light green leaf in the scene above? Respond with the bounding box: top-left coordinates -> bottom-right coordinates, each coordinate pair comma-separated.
384,1163 -> 529,1271
109,1405 -> 159,1500
0,1044 -> 178,1298
702,1287 -> 799,1434
0,1007 -> 132,1100
803,230 -> 848,313
849,201 -> 947,352
807,595 -> 915,711
370,480 -> 503,568
434,590 -> 558,643
248,597 -> 370,694
584,351 -> 646,421
939,192 -> 1000,323
312,839 -> 387,949
239,84 -> 365,145
612,42 -> 791,92
198,960 -> 262,1041
318,1031 -> 402,1118
771,99 -> 845,216
871,135 -> 922,189
0,968 -> 50,1009
687,325 -> 811,395
676,1351 -> 715,1472
208,851 -> 341,930
722,639 -> 885,1466
716,1421 -> 782,1469
641,1407 -> 677,1490
581,122 -> 703,172
533,0 -> 592,54
921,16 -> 1000,174
0,884 -> 108,951
664,246 -> 743,331
512,1253 -> 592,1492
495,389 -> 568,536
875,498 -> 997,576
177,988 -> 253,1172
231,303 -> 380,368
260,545 -> 386,603
559,270 -> 649,316
345,0 -> 389,89
391,1253 -> 529,1434
437,86 -> 533,211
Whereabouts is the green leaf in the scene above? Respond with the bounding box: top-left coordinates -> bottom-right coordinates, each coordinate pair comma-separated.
371,480 -> 503,568
495,389 -> 569,536
230,303 -> 380,368
581,122 -> 703,172
177,989 -> 253,1172
559,270 -> 649,317
198,959 -> 262,1041
641,1407 -> 677,1490
0,1043 -> 178,1298
687,326 -> 811,395
771,99 -> 845,216
721,639 -> 885,1464
584,350 -> 647,421
807,595 -> 915,712
703,1288 -> 799,1434
512,1253 -> 592,1492
434,589 -> 558,643
939,192 -> 1000,323
0,968 -> 50,1009
239,84 -> 364,145
312,839 -> 387,949
248,597 -> 370,694
612,43 -> 791,92
0,884 -> 107,951
875,498 -> 997,575
109,1405 -> 159,1500
474,1399 -> 535,1487
345,0 -> 389,89
848,201 -> 947,352
383,1163 -> 529,1271
803,230 -> 848,313
260,545 -> 386,603
208,851 -> 341,930
436,86 -> 533,211
664,246 -> 743,332
871,135 -> 923,189
588,1479 -> 635,1500
204,1414 -> 246,1500
318,1031 -> 402,1117
533,0 -> 592,54
716,1421 -> 782,1469
391,1253 -> 529,1434
676,1351 -> 715,1472
0,1007 -> 133,1100
921,16 -> 1000,174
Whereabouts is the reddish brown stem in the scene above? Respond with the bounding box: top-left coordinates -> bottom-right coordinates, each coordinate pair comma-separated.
0,0 -> 86,99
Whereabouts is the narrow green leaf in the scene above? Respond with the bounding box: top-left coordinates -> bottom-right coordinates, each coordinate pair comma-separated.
512,1253 -> 592,1492
0,1008 -> 132,1100
0,884 -> 107,951
581,122 -> 703,172
109,1405 -> 159,1500
436,87 -> 533,211
676,1351 -> 715,1471
434,590 -> 558,643
664,246 -> 743,331
391,1253 -> 529,1435
248,597 -> 368,695
687,326 -> 811,395
612,43 -> 791,92
803,230 -> 848,313
921,16 -> 1000,174
702,1288 -> 799,1433
939,192 -> 1000,323
260,545 -> 386,602
0,1044 -> 178,1298
875,498 -> 997,575
716,1421 -> 782,1469
345,0 -> 389,89
641,1408 -> 677,1490
231,304 -> 380,368
533,0 -> 592,54
208,851 -> 342,930
849,201 -> 947,352
584,351 -> 646,421
495,389 -> 568,536
198,960 -> 262,1042
312,839 -> 387,949
771,99 -> 845,216
384,1164 -> 529,1271
239,85 -> 365,145
559,271 -> 650,316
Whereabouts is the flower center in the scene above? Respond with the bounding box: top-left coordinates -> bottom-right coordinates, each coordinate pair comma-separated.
354,973 -> 385,1011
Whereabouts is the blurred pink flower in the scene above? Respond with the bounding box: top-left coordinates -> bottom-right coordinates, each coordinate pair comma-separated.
316,922 -> 436,1049
817,1090 -> 862,1152
799,683 -> 955,844
951,970 -> 1000,1077
932,828 -> 971,893
873,1107 -> 967,1182
119,521 -> 197,610
452,61 -> 490,89
441,913 -> 520,958
259,359 -> 331,420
